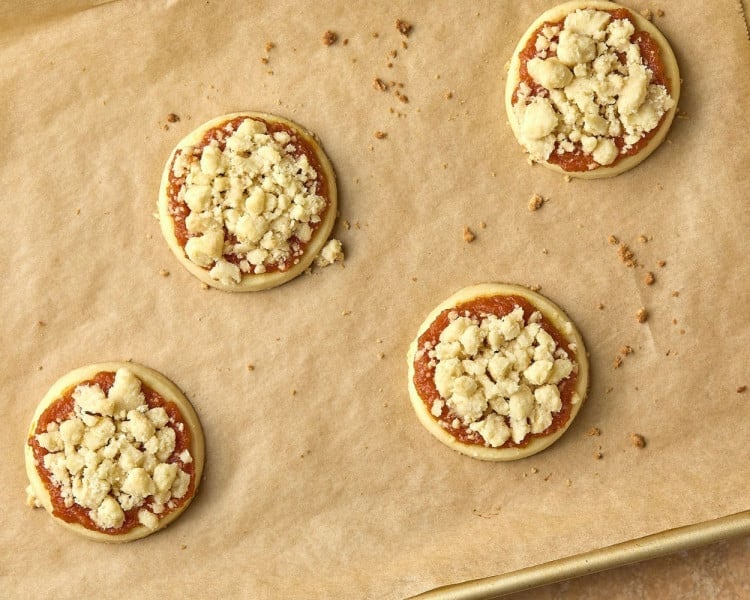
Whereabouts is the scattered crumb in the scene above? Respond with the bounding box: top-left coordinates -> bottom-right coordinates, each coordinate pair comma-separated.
371,31 -> 379,38
377,352 -> 385,360
656,8 -> 665,17
343,38 -> 349,46
528,284 -> 541,292
586,427 -> 601,437
322,30 -> 337,46
638,234 -> 649,243
411,276 -> 418,282
636,307 -> 648,323
395,19 -> 413,36
528,193 -> 545,211
395,91 -> 409,103
291,389 -> 297,396
388,49 -> 398,58
543,473 -> 552,482
374,131 -> 387,139
167,113 -> 180,123
341,309 -> 352,316
608,234 -> 619,245
563,175 -> 572,183
342,220 -> 350,230
619,345 -> 633,356
530,467 -> 538,474
657,260 -> 667,268
630,433 -> 646,448
593,451 -> 603,460
200,282 -> 210,290
479,221 -> 487,229
37,320 -> 47,327
640,8 -> 652,20
445,90 -> 454,100
541,248 -> 549,255
612,355 -> 623,369
737,385 -> 747,393
672,318 -> 678,325
463,227 -> 475,243
671,290 -> 679,297
246,364 -> 255,371
618,244 -> 636,267
265,41 -> 275,52
597,302 -> 605,310
401,40 -> 408,49
315,239 -> 345,267
373,77 -> 388,91
260,57 -> 269,65
566,479 -> 572,487
180,544 -> 187,550
644,271 -> 655,285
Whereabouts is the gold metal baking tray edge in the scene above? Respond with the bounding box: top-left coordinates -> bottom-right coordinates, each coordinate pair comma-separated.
411,510 -> 750,599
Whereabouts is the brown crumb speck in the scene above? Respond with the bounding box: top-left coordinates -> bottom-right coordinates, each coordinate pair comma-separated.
586,427 -> 601,437
401,40 -> 408,49
322,30 -> 337,46
612,355 -> 623,369
246,364 -> 255,371
737,385 -> 747,393
395,19 -> 412,36
167,113 -> 180,123
479,221 -> 487,229
463,227 -> 475,243
630,433 -> 646,448
563,174 -> 572,183
265,41 -> 275,52
636,308 -> 648,323
200,283 -> 210,290
528,193 -> 545,211
159,269 -> 170,277
181,544 -> 187,550
343,38 -> 349,46
377,352 -> 385,360
638,234 -> 649,243
395,91 -> 409,103
593,451 -> 603,460
656,8 -> 665,17
658,260 -> 667,268
374,131 -> 387,139
445,91 -> 453,100
620,345 -> 633,356
618,244 -> 636,267
260,57 -> 269,64
37,320 -> 47,327
608,234 -> 619,245
530,467 -> 538,474
644,271 -> 655,285
671,290 -> 679,297
373,77 -> 388,91
342,220 -> 351,230
597,302 -> 605,310
640,8 -> 652,19
371,31 -> 379,38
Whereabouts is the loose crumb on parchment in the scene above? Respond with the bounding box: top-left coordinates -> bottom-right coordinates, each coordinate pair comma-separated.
630,433 -> 647,448
463,227 -> 475,243
322,30 -> 337,46
528,193 -> 545,211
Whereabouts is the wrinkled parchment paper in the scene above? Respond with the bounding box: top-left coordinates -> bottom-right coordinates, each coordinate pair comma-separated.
2,1 -> 749,598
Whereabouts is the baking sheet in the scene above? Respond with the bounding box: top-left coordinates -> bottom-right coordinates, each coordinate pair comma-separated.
1,1 -> 749,598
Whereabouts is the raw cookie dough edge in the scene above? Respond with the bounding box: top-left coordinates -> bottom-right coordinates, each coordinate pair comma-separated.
25,361 -> 205,543
406,283 -> 590,461
157,111 -> 338,292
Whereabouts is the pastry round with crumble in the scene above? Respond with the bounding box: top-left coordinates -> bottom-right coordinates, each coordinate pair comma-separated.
505,1 -> 680,178
407,284 -> 589,460
158,112 -> 338,291
25,362 -> 205,542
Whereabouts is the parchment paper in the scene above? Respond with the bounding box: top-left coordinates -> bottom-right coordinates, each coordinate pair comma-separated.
1,1 -> 749,598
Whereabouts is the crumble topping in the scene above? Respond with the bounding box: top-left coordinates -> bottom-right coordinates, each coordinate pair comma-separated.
170,118 -> 328,285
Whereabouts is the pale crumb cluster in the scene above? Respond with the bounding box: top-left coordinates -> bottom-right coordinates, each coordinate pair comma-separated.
29,368 -> 192,531
418,305 -> 578,448
512,9 -> 675,167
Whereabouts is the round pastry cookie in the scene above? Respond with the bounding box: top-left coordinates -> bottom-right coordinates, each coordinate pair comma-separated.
407,284 -> 589,461
158,112 -> 338,291
505,1 -> 680,179
25,362 -> 205,542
